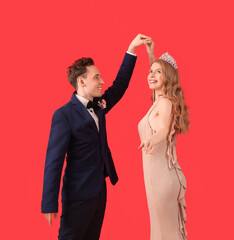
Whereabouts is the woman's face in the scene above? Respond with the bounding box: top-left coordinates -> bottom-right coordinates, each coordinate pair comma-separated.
147,62 -> 165,91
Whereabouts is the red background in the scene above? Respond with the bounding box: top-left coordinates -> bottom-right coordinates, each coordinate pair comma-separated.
1,0 -> 233,239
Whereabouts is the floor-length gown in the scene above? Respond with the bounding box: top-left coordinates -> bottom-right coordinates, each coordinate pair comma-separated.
138,97 -> 187,240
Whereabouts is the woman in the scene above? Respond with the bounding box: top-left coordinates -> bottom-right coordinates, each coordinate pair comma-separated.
138,39 -> 190,240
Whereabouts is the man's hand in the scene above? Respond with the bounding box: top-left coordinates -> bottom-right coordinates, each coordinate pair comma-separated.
128,34 -> 151,54
43,213 -> 58,226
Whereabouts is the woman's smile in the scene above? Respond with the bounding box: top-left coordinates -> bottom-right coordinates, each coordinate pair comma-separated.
149,79 -> 158,84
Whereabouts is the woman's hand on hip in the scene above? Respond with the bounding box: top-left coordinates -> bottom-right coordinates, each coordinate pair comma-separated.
138,137 -> 156,155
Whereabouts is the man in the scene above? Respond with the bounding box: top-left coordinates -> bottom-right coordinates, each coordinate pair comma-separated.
41,34 -> 150,240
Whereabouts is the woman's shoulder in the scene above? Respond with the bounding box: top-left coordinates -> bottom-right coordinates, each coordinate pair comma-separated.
149,97 -> 172,118
155,96 -> 172,109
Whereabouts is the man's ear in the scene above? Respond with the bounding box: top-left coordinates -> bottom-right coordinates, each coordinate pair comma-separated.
77,76 -> 85,87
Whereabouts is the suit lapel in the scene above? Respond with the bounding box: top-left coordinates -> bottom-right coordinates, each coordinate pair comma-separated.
95,108 -> 103,135
70,92 -> 99,134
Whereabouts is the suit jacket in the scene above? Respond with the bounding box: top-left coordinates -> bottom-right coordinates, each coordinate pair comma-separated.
41,53 -> 137,213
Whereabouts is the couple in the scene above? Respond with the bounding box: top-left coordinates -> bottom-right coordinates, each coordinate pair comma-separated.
41,34 -> 189,240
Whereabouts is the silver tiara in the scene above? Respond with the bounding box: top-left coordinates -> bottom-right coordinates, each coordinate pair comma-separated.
159,52 -> 177,69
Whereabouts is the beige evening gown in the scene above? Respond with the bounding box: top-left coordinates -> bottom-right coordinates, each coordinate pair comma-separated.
138,97 -> 187,240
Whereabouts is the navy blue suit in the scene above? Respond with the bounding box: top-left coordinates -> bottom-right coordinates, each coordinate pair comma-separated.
41,53 -> 137,239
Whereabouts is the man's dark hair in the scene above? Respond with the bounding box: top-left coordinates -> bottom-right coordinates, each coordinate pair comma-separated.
67,57 -> 94,89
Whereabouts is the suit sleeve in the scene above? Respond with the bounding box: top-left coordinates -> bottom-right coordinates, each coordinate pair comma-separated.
41,109 -> 71,213
101,53 -> 137,114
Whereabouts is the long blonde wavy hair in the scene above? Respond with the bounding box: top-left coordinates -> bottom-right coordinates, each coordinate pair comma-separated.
152,59 -> 190,134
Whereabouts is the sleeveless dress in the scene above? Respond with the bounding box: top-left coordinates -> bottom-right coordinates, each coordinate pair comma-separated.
138,98 -> 187,240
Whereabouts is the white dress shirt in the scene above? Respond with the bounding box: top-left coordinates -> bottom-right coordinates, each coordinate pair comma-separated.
126,51 -> 137,56
76,94 -> 99,132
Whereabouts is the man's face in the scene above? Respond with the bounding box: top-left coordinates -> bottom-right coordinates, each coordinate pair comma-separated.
80,65 -> 104,100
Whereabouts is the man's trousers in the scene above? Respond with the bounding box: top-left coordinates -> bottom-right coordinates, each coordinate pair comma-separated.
58,181 -> 107,240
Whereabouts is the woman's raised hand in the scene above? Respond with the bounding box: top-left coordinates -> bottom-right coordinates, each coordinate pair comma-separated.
144,38 -> 156,65
144,38 -> 154,56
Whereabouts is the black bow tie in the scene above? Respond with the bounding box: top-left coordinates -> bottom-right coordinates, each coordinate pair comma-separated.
87,101 -> 99,110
